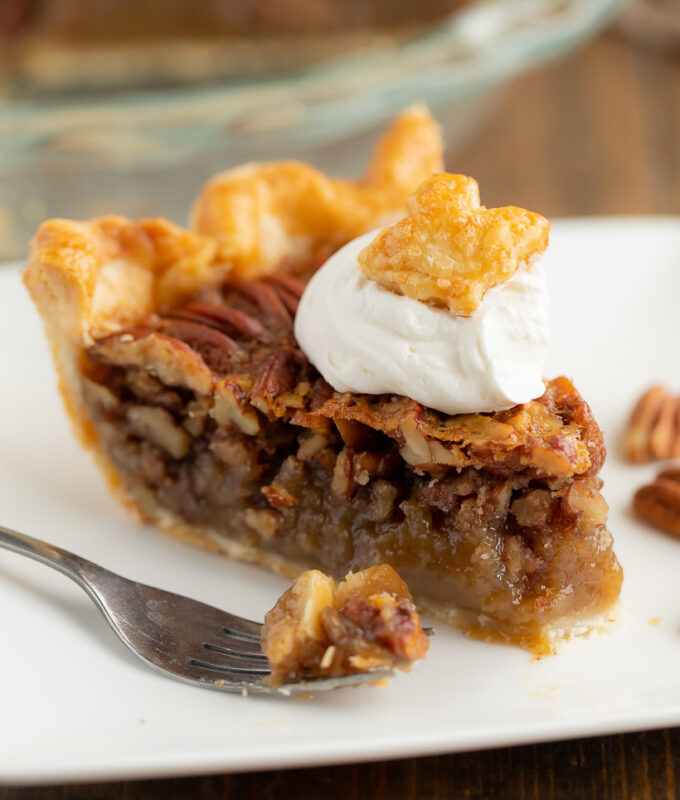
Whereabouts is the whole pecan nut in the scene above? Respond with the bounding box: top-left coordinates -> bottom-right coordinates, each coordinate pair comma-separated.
624,385 -> 680,463
633,473 -> 680,537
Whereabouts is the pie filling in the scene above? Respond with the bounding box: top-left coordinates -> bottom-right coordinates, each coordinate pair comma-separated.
80,274 -> 622,655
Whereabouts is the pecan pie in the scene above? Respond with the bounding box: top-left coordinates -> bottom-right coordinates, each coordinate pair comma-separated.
262,564 -> 429,682
24,108 -> 622,655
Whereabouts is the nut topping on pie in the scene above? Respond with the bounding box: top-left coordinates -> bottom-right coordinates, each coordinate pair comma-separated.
262,565 -> 429,681
358,173 -> 551,315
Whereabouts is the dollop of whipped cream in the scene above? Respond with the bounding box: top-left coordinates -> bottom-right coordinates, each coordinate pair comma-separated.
294,230 -> 549,415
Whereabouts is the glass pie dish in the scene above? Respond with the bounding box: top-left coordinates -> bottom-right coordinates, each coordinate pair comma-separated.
0,0 -> 626,260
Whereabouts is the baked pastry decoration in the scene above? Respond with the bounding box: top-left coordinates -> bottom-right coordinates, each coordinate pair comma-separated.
24,108 -> 622,656
357,173 -> 550,315
262,564 -> 429,682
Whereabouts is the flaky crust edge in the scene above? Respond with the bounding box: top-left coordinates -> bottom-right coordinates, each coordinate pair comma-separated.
22,215 -> 209,511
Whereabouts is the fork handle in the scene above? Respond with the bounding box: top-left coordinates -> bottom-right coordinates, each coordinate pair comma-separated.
0,524 -> 101,591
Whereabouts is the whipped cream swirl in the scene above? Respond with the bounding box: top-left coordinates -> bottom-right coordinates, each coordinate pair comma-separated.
294,230 -> 549,415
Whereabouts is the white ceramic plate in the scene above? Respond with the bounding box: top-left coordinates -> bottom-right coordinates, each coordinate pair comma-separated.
1,217 -> 679,785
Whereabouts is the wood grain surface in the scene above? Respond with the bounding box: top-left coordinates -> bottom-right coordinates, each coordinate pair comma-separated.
4,30 -> 680,800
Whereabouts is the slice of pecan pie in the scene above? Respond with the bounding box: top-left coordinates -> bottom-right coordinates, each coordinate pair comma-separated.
23,108 -> 622,655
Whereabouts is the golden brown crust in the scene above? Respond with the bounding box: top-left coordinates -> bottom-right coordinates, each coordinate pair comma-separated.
190,105 -> 444,280
358,173 -> 550,315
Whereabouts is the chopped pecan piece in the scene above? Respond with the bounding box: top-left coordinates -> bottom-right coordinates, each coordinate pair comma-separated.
210,434 -> 261,480
296,433 -> 328,461
366,480 -> 399,523
123,368 -> 183,410
331,448 -> 354,501
126,405 -> 190,460
351,451 -> 400,485
243,508 -> 280,540
81,378 -> 120,413
510,489 -> 552,528
211,377 -> 260,435
262,485 -> 298,509
562,481 -> 609,530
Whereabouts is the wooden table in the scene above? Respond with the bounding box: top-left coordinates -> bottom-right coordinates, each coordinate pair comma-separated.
3,30 -> 680,800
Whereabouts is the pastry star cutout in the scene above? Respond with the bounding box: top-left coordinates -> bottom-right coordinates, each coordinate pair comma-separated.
358,173 -> 550,316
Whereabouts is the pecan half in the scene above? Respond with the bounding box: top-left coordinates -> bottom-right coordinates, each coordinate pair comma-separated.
624,385 -> 678,463
267,272 -> 306,299
658,468 -> 680,483
158,317 -> 243,356
88,330 -> 213,395
649,393 -> 677,460
267,274 -> 305,315
236,281 -> 292,324
634,474 -> 680,537
183,302 -> 265,340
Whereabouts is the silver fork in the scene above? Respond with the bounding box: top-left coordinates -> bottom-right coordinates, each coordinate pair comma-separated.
0,524 -> 393,696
